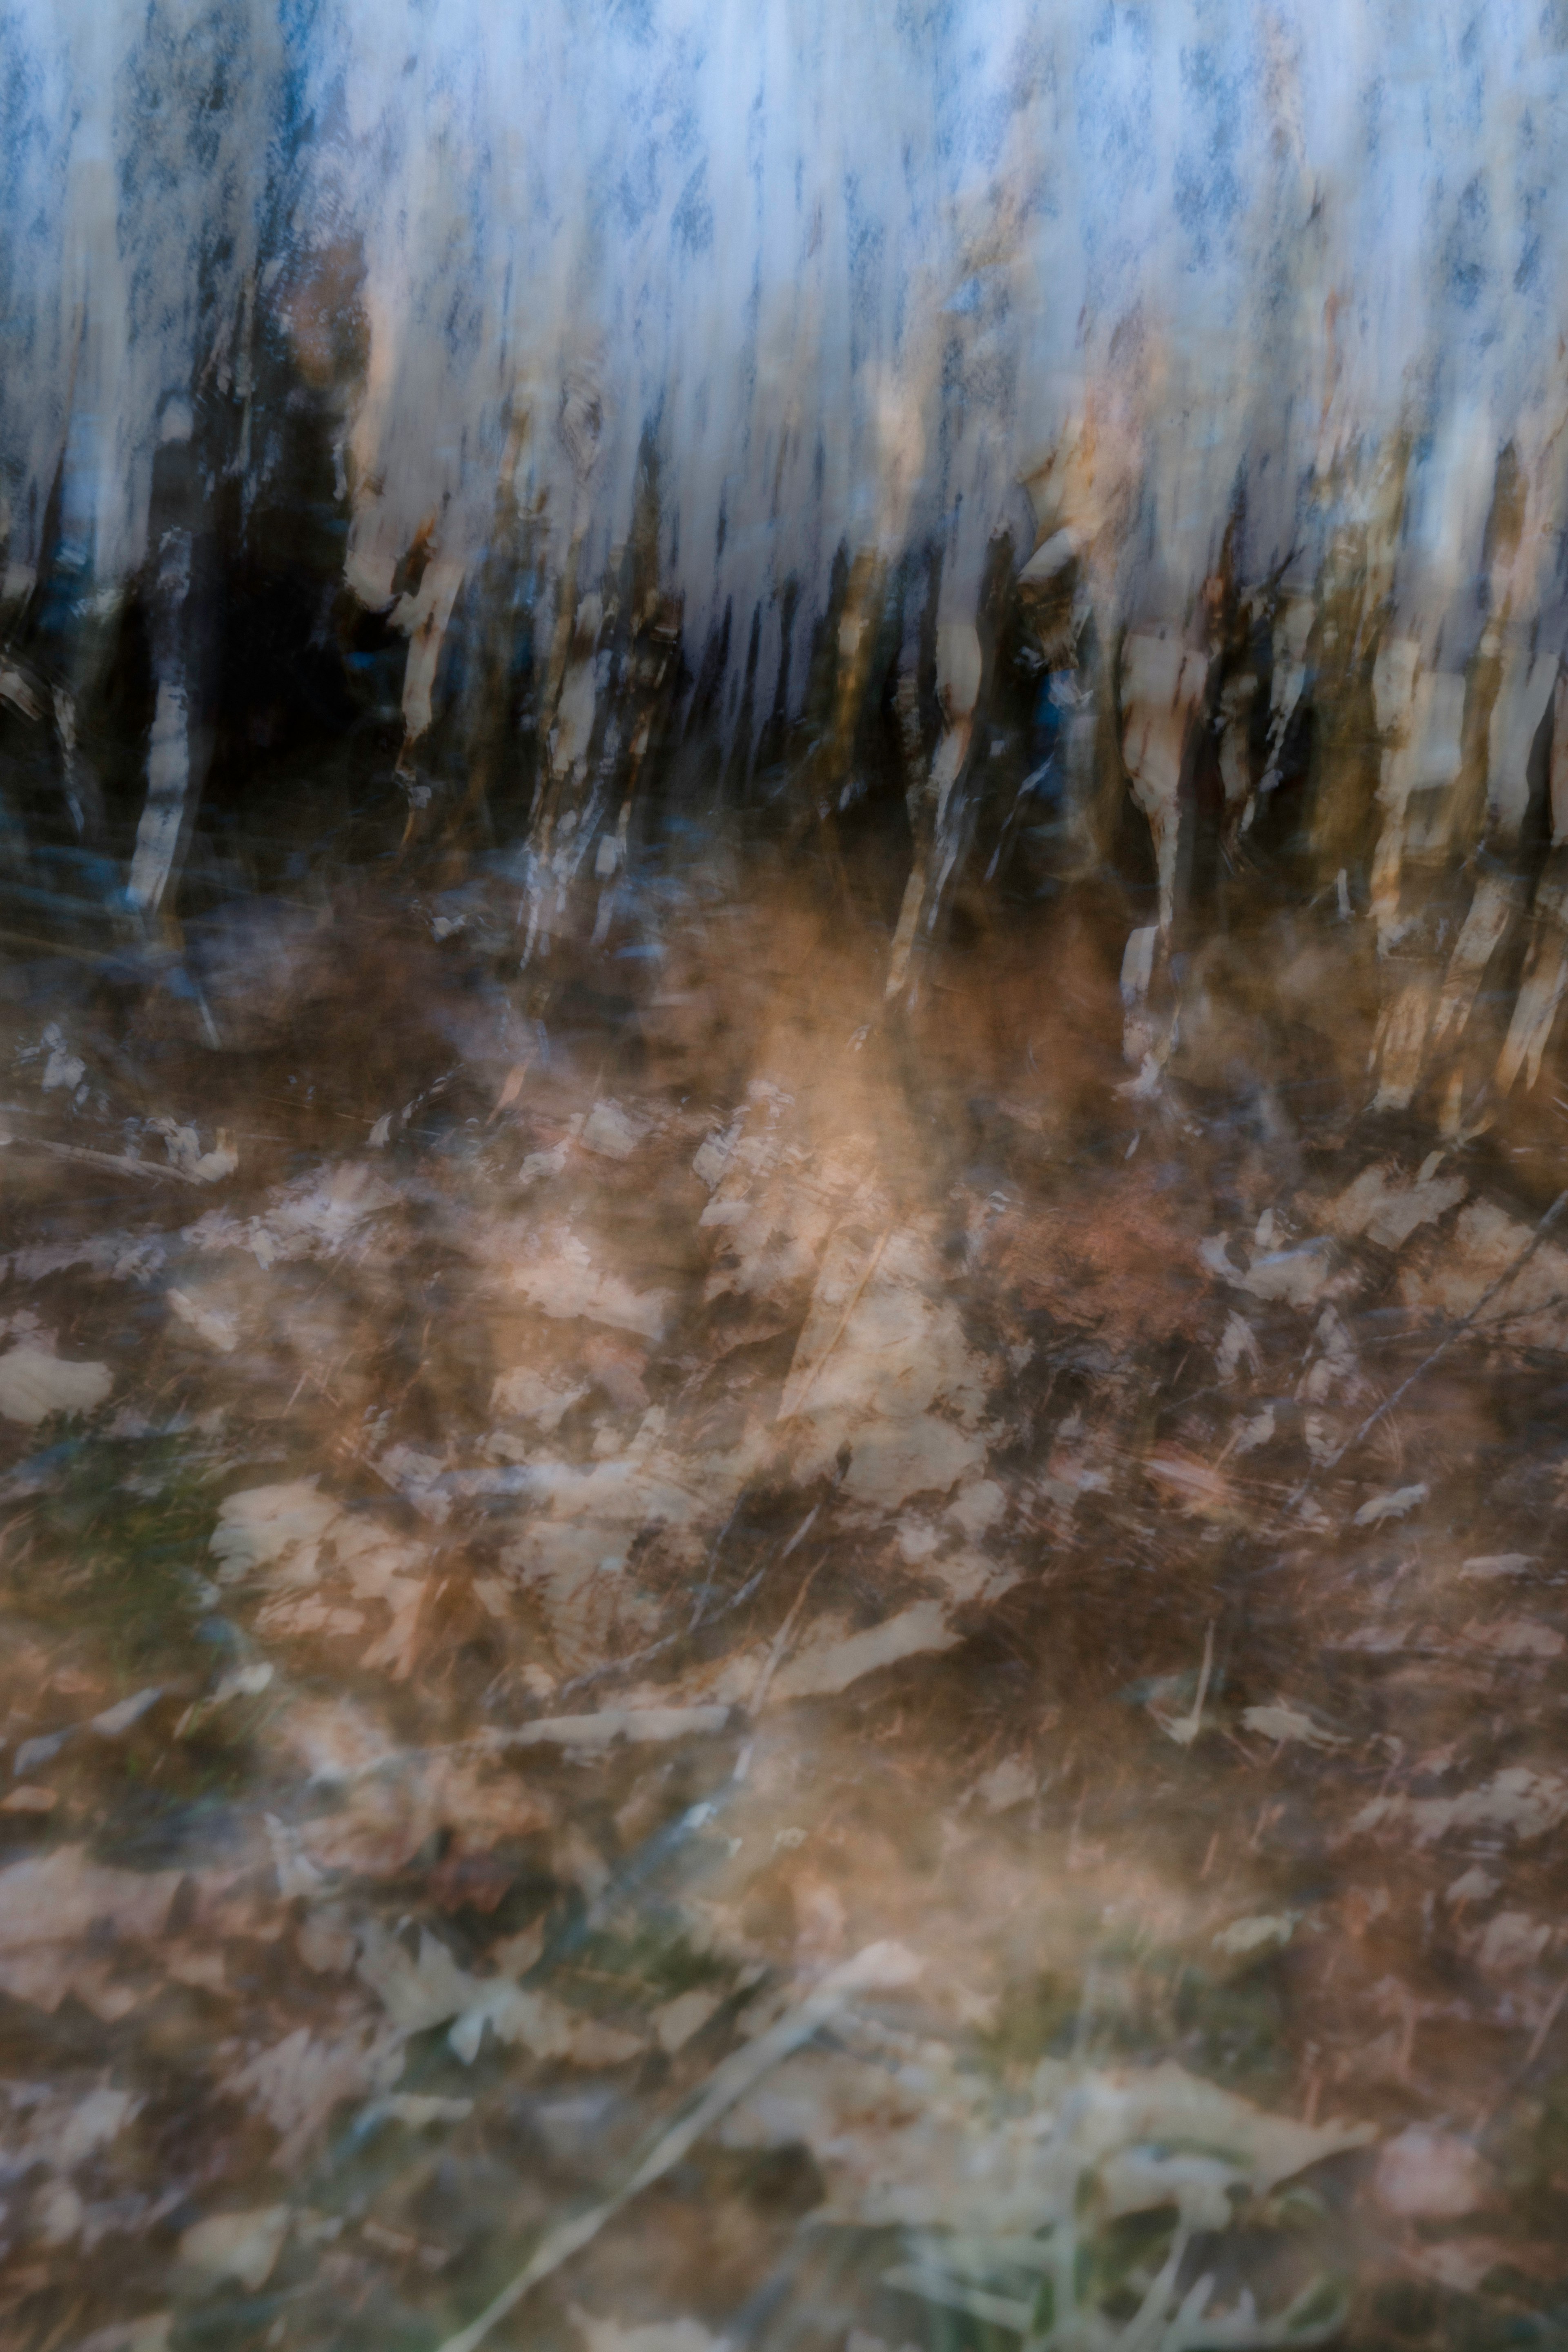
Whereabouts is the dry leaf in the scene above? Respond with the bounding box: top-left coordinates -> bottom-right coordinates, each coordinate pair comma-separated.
178,2207 -> 290,2292
0,1349 -> 111,1424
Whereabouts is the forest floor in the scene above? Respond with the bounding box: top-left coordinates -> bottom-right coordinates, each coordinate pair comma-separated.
2,826 -> 1568,2352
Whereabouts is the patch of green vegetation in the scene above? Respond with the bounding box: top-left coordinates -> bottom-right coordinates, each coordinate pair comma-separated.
1172,1961 -> 1291,2098
979,1970 -> 1081,2073
1495,2074 -> 1568,2243
563,1918 -> 735,2002
1080,2203 -> 1182,2321
9,1432 -> 225,1678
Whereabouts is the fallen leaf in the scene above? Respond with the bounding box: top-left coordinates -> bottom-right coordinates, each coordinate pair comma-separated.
972,1756 -> 1036,1814
226,2025 -> 399,2165
0,2083 -> 138,2177
722,2047 -> 1370,2236
580,1100 -> 649,1159
1375,2127 -> 1488,2219
515,1228 -> 669,1337
355,1922 -> 646,2069
178,2207 -> 290,2292
1354,1766 -> 1568,1845
1325,1164 -> 1467,1250
1,1786 -> 57,1813
450,1982 -> 645,2069
1213,1913 -> 1296,1956
0,1846 -> 181,1953
167,1289 -> 239,1352
654,1988 -> 724,2054
768,1601 -> 960,1702
1353,1483 -> 1429,1526
1144,1452 -> 1232,1517
89,1686 -> 165,1738
1242,1702 -> 1345,1748
1474,1911 -> 1551,1975
492,1366 -> 591,1428
0,1348 -> 111,1425
209,1480 -> 341,1581
1399,1201 -> 1568,1352
1240,1241 -> 1337,1307
501,1705 -> 732,1751
1464,1617 -> 1566,1659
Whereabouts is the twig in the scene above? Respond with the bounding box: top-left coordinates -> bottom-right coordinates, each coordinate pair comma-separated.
1284,1185 -> 1568,1515
781,1226 -> 891,1418
688,1491 -> 744,1631
431,1942 -> 920,2352
325,1559 -> 826,1791
736,1554 -> 826,1765
9,1137 -> 203,1186
555,1622 -> 688,1699
558,1529 -> 778,1700
1150,1620 -> 1215,1748
779,1501 -> 820,1559
558,1502 -> 824,1701
1338,1185 -> 1568,1463
1525,1972 -> 1568,2070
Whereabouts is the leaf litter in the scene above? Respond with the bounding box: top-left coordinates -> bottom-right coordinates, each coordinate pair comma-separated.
1,875 -> 1568,2351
